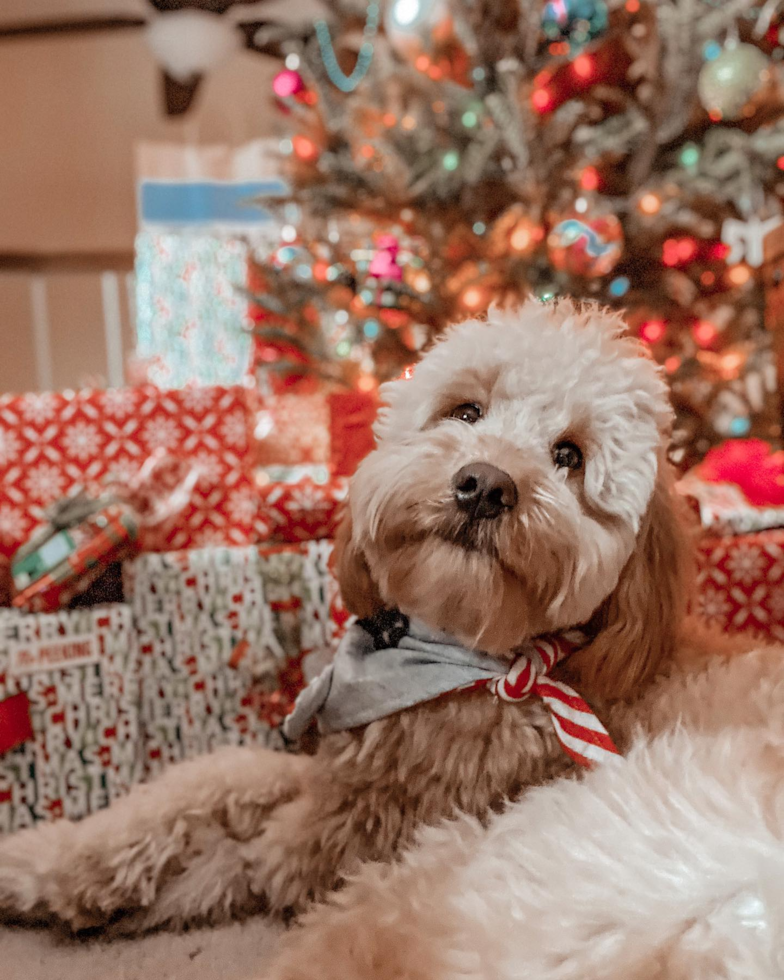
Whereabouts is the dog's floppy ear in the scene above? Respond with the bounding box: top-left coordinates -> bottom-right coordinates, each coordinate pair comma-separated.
566,459 -> 693,702
332,503 -> 384,619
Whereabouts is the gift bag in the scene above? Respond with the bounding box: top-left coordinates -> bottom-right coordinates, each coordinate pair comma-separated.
0,605 -> 142,831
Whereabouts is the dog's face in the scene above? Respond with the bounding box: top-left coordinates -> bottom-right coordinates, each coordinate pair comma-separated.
339,300 -> 684,680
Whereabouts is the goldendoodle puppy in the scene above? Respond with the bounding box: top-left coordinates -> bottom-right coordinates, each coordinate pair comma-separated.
0,298 -> 692,933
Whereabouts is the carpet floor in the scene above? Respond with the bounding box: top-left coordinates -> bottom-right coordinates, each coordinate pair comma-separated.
1,918 -> 284,980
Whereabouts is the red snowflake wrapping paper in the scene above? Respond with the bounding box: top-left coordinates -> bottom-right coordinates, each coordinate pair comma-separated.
0,385 -> 259,559
695,528 -> 784,642
0,605 -> 143,832
255,477 -> 349,543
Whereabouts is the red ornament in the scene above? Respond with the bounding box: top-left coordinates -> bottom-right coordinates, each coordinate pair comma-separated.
547,204 -> 624,277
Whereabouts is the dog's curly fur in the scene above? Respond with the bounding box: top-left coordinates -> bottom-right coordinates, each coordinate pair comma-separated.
0,298 -> 714,937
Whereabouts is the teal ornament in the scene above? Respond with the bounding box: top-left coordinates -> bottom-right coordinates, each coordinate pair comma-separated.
541,0 -> 608,52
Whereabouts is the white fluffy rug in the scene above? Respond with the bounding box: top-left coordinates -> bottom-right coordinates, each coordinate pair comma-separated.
1,918 -> 283,980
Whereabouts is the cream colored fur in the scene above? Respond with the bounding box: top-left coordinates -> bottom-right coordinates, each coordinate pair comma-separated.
0,299 -> 763,968
266,655 -> 784,980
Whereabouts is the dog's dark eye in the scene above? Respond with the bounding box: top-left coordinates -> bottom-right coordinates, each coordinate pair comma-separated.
553,441 -> 583,471
449,403 -> 482,424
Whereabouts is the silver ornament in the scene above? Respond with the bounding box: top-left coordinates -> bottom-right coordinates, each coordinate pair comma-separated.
698,43 -> 770,120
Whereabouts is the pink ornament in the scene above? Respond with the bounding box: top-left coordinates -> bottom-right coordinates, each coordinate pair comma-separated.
273,69 -> 304,99
368,235 -> 403,281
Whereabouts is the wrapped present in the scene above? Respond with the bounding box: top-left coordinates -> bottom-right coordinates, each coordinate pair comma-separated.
255,392 -> 331,467
0,605 -> 143,832
253,389 -> 376,476
123,540 -> 339,775
328,390 -> 377,477
0,384 -> 258,559
10,454 -> 201,612
135,233 -> 254,389
678,439 -> 784,535
256,477 -> 349,543
12,499 -> 138,613
695,528 -> 784,642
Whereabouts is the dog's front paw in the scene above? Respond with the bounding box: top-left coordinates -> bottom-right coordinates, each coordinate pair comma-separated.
0,821 -> 80,926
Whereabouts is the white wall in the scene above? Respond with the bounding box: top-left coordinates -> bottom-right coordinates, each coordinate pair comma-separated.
0,4 -> 280,392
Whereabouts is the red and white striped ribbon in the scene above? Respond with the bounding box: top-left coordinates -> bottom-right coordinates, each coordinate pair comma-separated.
483,635 -> 621,769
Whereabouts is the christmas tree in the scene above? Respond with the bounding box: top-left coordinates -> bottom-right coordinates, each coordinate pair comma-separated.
252,0 -> 784,468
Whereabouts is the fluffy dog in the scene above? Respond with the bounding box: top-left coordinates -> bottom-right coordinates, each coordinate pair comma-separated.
265,722 -> 784,980
0,298 -> 693,933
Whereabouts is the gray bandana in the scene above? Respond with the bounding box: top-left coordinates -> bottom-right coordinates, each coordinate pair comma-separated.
284,611 -> 540,742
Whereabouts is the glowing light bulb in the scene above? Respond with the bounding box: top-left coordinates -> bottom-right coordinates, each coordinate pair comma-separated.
727,264 -> 751,286
292,135 -> 319,162
460,286 -> 488,311
639,320 -> 666,344
532,88 -> 554,113
572,54 -> 595,80
580,166 -> 600,191
639,193 -> 661,215
692,320 -> 718,347
391,0 -> 422,28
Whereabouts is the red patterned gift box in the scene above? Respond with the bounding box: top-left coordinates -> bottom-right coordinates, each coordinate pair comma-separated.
256,477 -> 349,543
695,528 -> 784,642
0,605 -> 143,832
0,385 -> 259,559
123,540 -> 341,777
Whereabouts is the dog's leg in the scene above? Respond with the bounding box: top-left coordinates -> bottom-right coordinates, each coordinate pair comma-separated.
0,745 -> 313,932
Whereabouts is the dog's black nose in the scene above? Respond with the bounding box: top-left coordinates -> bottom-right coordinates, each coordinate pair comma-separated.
452,463 -> 518,520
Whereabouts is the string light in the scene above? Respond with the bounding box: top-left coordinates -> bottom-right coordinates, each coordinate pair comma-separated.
401,114 -> 416,130
727,264 -> 752,285
572,54 -> 595,80
382,112 -> 397,127
315,1 -> 379,93
532,88 -> 555,113
442,150 -> 460,171
692,320 -> 718,347
680,143 -> 700,168
473,221 -> 486,235
292,135 -> 319,162
664,355 -> 681,373
609,276 -> 630,297
580,166 -> 600,191
639,193 -> 661,215
662,237 -> 698,266
415,54 -> 430,71
460,285 -> 488,310
462,109 -> 479,127
363,319 -> 380,338
639,320 -> 666,344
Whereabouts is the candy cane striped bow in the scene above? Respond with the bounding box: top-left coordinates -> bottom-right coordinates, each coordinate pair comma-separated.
478,634 -> 621,768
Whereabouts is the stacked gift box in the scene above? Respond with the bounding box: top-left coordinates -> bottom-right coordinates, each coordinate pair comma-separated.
5,376 -> 784,831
